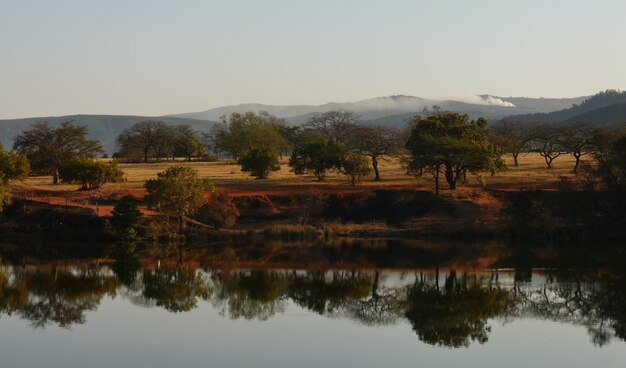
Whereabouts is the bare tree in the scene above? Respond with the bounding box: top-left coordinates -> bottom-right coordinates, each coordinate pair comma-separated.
491,121 -> 533,166
530,124 -> 564,168
349,125 -> 401,181
304,110 -> 358,143
117,121 -> 171,163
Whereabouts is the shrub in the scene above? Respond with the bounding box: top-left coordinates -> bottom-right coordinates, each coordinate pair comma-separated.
195,192 -> 240,229
341,152 -> 371,185
59,157 -> 125,190
238,146 -> 281,179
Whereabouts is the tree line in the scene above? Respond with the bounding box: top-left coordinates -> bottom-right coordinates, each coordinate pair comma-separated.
2,109 -> 626,217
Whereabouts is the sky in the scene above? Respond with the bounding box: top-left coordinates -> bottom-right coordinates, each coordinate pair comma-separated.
1,0 -> 625,119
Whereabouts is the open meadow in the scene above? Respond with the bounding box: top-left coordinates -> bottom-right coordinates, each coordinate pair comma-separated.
11,152 -> 583,197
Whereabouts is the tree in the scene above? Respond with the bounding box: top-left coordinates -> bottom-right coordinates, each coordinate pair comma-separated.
172,125 -> 205,161
116,121 -> 172,163
59,157 -> 124,190
13,121 -> 103,184
490,121 -> 532,166
195,192 -> 240,229
349,125 -> 400,180
289,136 -> 346,181
560,123 -> 600,172
0,178 -> 10,214
341,152 -> 371,185
304,110 -> 358,143
405,112 -> 505,193
591,134 -> 626,190
144,167 -> 214,233
0,143 -> 30,181
219,112 -> 290,158
202,123 -> 228,160
529,124 -> 564,168
111,194 -> 143,242
238,146 -> 281,179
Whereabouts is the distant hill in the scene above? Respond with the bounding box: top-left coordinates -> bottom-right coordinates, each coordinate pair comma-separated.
565,102 -> 626,126
0,115 -> 215,155
0,93 -> 599,154
174,94 -> 586,125
503,90 -> 626,123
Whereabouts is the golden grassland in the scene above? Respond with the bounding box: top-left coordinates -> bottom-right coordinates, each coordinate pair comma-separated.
11,153 -> 583,195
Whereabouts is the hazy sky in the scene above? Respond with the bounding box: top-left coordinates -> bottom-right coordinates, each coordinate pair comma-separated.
1,0 -> 625,119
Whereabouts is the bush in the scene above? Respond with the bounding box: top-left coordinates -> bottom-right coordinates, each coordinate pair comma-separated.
341,152 -> 371,185
195,192 -> 240,229
238,146 -> 280,179
289,138 -> 346,181
59,157 -> 125,190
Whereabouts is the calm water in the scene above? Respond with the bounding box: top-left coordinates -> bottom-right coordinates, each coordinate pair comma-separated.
1,258 -> 626,368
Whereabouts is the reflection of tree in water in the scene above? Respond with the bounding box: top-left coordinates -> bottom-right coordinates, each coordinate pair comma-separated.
287,271 -> 371,316
509,269 -> 626,347
211,270 -> 288,321
142,266 -> 211,313
1,266 -> 119,328
404,271 -> 511,348
342,271 -> 406,326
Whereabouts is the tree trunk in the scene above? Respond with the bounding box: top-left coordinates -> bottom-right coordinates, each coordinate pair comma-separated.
573,153 -> 581,173
178,216 -> 184,234
144,150 -> 149,163
372,156 -> 380,181
53,170 -> 59,185
513,152 -> 519,167
434,165 -> 440,196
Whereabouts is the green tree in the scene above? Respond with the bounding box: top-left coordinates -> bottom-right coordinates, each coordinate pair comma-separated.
405,112 -> 504,193
341,152 -> 371,185
591,134 -> 626,190
0,143 -> 30,181
0,178 -> 10,214
220,112 -> 290,158
59,157 -> 124,190
111,194 -> 143,242
289,136 -> 346,181
560,123 -> 600,172
13,121 -> 103,184
238,146 -> 281,179
144,167 -> 214,233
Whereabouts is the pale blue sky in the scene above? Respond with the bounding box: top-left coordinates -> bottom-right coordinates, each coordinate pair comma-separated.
1,0 -> 625,118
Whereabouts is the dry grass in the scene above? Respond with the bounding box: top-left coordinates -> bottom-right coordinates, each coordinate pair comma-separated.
10,153 -> 585,195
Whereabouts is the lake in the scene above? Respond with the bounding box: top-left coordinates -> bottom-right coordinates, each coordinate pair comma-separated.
1,242 -> 626,368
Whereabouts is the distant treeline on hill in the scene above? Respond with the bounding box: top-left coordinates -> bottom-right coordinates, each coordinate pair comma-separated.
503,89 -> 626,125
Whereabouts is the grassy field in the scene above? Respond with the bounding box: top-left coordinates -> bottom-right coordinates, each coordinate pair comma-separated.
11,153 -> 583,196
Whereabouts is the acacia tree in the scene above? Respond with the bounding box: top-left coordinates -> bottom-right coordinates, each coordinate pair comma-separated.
58,157 -> 125,190
144,167 -> 214,233
349,125 -> 400,181
304,110 -> 358,143
490,121 -> 532,166
530,124 -> 564,168
405,112 -> 505,193
13,121 -> 102,184
560,123 -> 599,172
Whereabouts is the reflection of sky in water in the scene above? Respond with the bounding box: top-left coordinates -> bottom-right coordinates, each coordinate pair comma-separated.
0,268 -> 625,368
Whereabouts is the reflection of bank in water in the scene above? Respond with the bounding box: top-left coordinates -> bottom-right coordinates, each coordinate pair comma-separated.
1,263 -> 625,348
